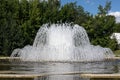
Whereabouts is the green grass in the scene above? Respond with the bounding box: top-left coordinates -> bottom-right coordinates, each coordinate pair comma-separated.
0,55 -> 7,57
114,50 -> 120,57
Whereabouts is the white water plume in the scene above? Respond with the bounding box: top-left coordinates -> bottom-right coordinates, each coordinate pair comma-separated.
11,23 -> 114,61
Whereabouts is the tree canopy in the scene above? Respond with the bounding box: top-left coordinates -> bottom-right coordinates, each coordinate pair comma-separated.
0,0 -> 120,56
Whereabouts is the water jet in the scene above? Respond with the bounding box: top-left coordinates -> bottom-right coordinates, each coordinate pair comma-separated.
11,23 -> 114,61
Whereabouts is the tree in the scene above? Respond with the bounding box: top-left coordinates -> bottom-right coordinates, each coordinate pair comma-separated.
0,0 -> 25,56
98,1 -> 111,16
83,1 -> 117,50
59,2 -> 90,24
0,0 -> 118,56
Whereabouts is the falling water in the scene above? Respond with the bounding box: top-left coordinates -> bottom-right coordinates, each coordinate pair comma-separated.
11,23 -> 114,61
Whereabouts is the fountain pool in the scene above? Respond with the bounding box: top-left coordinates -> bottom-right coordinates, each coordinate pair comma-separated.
0,59 -> 120,80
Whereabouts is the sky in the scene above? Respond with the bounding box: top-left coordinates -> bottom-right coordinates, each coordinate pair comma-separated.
61,0 -> 120,23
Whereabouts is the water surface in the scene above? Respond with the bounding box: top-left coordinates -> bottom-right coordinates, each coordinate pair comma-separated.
0,60 -> 119,80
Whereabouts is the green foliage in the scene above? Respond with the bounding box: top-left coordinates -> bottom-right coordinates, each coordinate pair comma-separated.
0,0 -> 119,56
82,1 -> 118,51
114,50 -> 120,56
0,0 -> 24,55
98,1 -> 111,16
83,15 -> 118,50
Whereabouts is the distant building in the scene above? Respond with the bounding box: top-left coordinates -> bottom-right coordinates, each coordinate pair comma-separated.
111,33 -> 120,48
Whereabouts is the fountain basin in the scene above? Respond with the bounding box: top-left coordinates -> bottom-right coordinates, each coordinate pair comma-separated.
8,23 -> 118,80
0,57 -> 120,80
80,74 -> 120,78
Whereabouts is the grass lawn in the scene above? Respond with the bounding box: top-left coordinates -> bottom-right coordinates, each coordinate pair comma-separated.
114,50 -> 120,57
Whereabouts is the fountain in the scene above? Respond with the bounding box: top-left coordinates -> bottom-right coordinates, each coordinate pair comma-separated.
11,23 -> 114,61
0,23 -> 119,80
